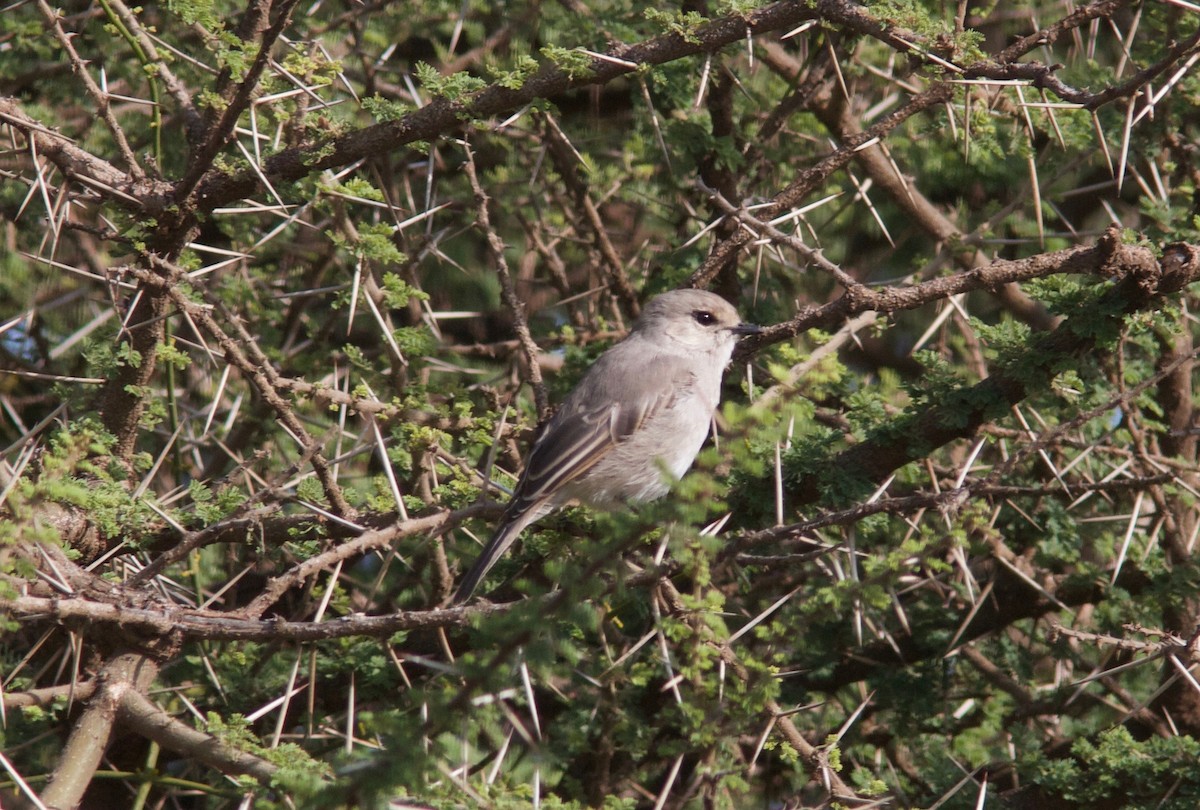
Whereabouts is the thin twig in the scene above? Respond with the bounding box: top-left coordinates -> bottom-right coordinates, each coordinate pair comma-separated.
462,142 -> 549,416
35,0 -> 145,179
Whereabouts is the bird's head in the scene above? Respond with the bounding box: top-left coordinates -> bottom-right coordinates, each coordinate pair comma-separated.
635,289 -> 761,356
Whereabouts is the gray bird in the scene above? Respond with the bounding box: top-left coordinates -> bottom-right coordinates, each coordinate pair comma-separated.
452,288 -> 761,603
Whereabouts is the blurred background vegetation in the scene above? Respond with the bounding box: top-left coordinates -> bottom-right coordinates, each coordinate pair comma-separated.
2,0 -> 1200,807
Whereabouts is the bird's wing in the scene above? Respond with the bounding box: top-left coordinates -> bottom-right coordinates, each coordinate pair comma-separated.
505,351 -> 695,516
451,351 -> 696,604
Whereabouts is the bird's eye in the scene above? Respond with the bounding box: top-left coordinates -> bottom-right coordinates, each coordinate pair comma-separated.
692,310 -> 717,326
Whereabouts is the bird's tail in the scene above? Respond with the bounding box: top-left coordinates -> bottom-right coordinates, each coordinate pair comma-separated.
450,509 -> 538,604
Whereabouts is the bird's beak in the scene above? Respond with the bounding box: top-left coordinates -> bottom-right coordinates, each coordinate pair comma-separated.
730,322 -> 763,337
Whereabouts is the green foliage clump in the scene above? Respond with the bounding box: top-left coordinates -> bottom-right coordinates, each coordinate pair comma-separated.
329,222 -> 407,266
644,8 -> 708,44
414,61 -> 488,101
1025,727 -> 1200,807
540,45 -> 596,80
3,1 -> 1200,808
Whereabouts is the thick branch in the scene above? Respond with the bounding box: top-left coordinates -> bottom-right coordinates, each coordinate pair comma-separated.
191,0 -> 830,212
2,593 -> 485,641
117,690 -> 279,785
40,652 -> 158,810
733,227 -> 1149,362
174,0 -> 304,204
784,234 -> 1200,504
0,96 -> 172,211
2,681 -> 97,710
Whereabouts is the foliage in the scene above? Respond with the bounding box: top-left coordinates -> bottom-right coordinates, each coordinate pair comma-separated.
1,0 -> 1200,808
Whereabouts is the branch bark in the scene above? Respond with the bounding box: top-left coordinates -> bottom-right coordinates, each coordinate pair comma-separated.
117,690 -> 279,785
785,232 -> 1200,505
40,652 -> 158,810
190,0 -> 831,213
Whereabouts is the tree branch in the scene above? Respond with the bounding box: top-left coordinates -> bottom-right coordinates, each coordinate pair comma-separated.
689,81 -> 955,288
117,689 -> 280,785
463,144 -> 549,416
190,0 -> 831,212
785,233 -> 1200,504
40,652 -> 158,810
0,96 -> 172,210
35,0 -> 144,179
174,0 -> 305,204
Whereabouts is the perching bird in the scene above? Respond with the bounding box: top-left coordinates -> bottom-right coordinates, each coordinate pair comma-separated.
451,288 -> 761,603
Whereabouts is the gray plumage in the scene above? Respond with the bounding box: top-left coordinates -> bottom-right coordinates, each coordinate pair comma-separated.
452,289 -> 760,603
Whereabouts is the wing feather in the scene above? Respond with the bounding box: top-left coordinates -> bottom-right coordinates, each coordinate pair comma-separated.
503,351 -> 689,515
453,348 -> 699,603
